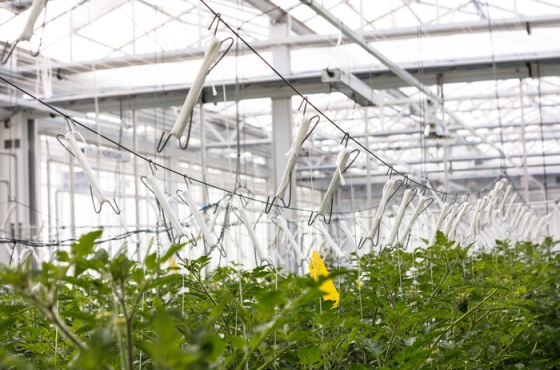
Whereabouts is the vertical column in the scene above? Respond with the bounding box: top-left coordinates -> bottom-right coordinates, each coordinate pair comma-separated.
270,16 -> 297,271
0,112 -> 41,265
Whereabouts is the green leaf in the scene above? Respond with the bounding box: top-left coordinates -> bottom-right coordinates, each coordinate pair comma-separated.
158,243 -> 187,265
226,335 -> 246,350
297,344 -> 322,365
131,267 -> 145,284
145,253 -> 157,270
71,229 -> 103,257
56,250 -> 70,262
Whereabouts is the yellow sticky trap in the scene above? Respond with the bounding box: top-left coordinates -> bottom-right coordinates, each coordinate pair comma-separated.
309,250 -> 339,308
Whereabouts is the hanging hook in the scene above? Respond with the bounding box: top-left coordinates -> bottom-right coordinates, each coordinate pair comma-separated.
1,0 -> 48,65
56,134 -> 74,157
148,160 -> 158,176
308,211 -> 319,226
182,173 -> 193,189
298,96 -> 309,115
89,186 -> 121,215
207,37 -> 234,74
343,149 -> 360,172
302,115 -> 320,142
209,12 -> 222,35
177,232 -> 198,247
64,116 -> 76,131
340,132 -> 350,148
156,113 -> 193,153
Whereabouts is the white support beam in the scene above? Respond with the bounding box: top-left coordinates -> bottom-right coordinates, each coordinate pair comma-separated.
10,14 -> 560,76
300,0 -> 439,102
321,68 -> 381,106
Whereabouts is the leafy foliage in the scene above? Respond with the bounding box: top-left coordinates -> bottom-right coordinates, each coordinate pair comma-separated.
1,230 -> 559,369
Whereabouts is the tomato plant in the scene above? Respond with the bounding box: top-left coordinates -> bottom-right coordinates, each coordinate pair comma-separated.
1,230 -> 559,369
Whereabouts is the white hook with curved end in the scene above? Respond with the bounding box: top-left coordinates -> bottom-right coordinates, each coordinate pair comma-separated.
15,0 -> 47,43
523,214 -> 538,241
467,198 -> 486,240
511,205 -> 528,229
169,38 -> 222,139
535,213 -> 552,240
237,208 -> 267,262
2,0 -> 47,64
276,116 -> 313,200
442,203 -> 459,236
449,202 -> 472,240
387,189 -> 415,246
317,148 -> 352,218
339,220 -> 357,250
367,179 -> 400,242
398,195 -> 431,246
177,188 -> 216,247
276,215 -> 304,261
517,211 -> 532,238
314,222 -> 345,259
63,130 -> 120,213
504,194 -> 519,222
498,185 -> 513,215
428,202 -> 453,246
144,175 -> 185,242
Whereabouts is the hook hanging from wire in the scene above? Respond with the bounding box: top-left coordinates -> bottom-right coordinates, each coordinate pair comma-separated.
234,207 -> 270,265
141,174 -> 188,243
272,215 -> 305,263
157,34 -> 234,153
265,114 -> 320,213
386,188 -> 417,246
308,147 -> 359,225
57,128 -> 120,215
397,195 -> 433,246
1,0 -> 48,65
359,178 -> 402,249
314,221 -> 345,260
176,186 -> 217,248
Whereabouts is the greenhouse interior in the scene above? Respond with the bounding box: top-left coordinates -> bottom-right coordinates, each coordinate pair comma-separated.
1,0 -> 560,368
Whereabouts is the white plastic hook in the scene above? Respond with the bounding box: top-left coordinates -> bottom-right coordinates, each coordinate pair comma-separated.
535,213 -> 552,239
177,188 -> 217,247
339,220 -> 357,250
449,202 -> 472,240
387,189 -> 415,246
398,195 -> 430,246
314,222 -> 345,259
169,38 -> 222,139
523,214 -> 538,240
275,215 -> 305,261
467,198 -> 486,240
237,208 -> 268,262
144,175 -> 185,242
316,148 -> 352,217
276,116 -> 313,200
510,204 -> 527,229
366,179 -> 400,242
442,203 -> 459,236
504,194 -> 519,222
428,202 -> 453,246
63,131 -> 119,213
15,0 -> 47,43
498,185 -> 513,215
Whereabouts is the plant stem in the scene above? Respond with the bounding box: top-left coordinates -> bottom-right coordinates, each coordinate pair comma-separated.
431,288 -> 501,349
37,300 -> 87,352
